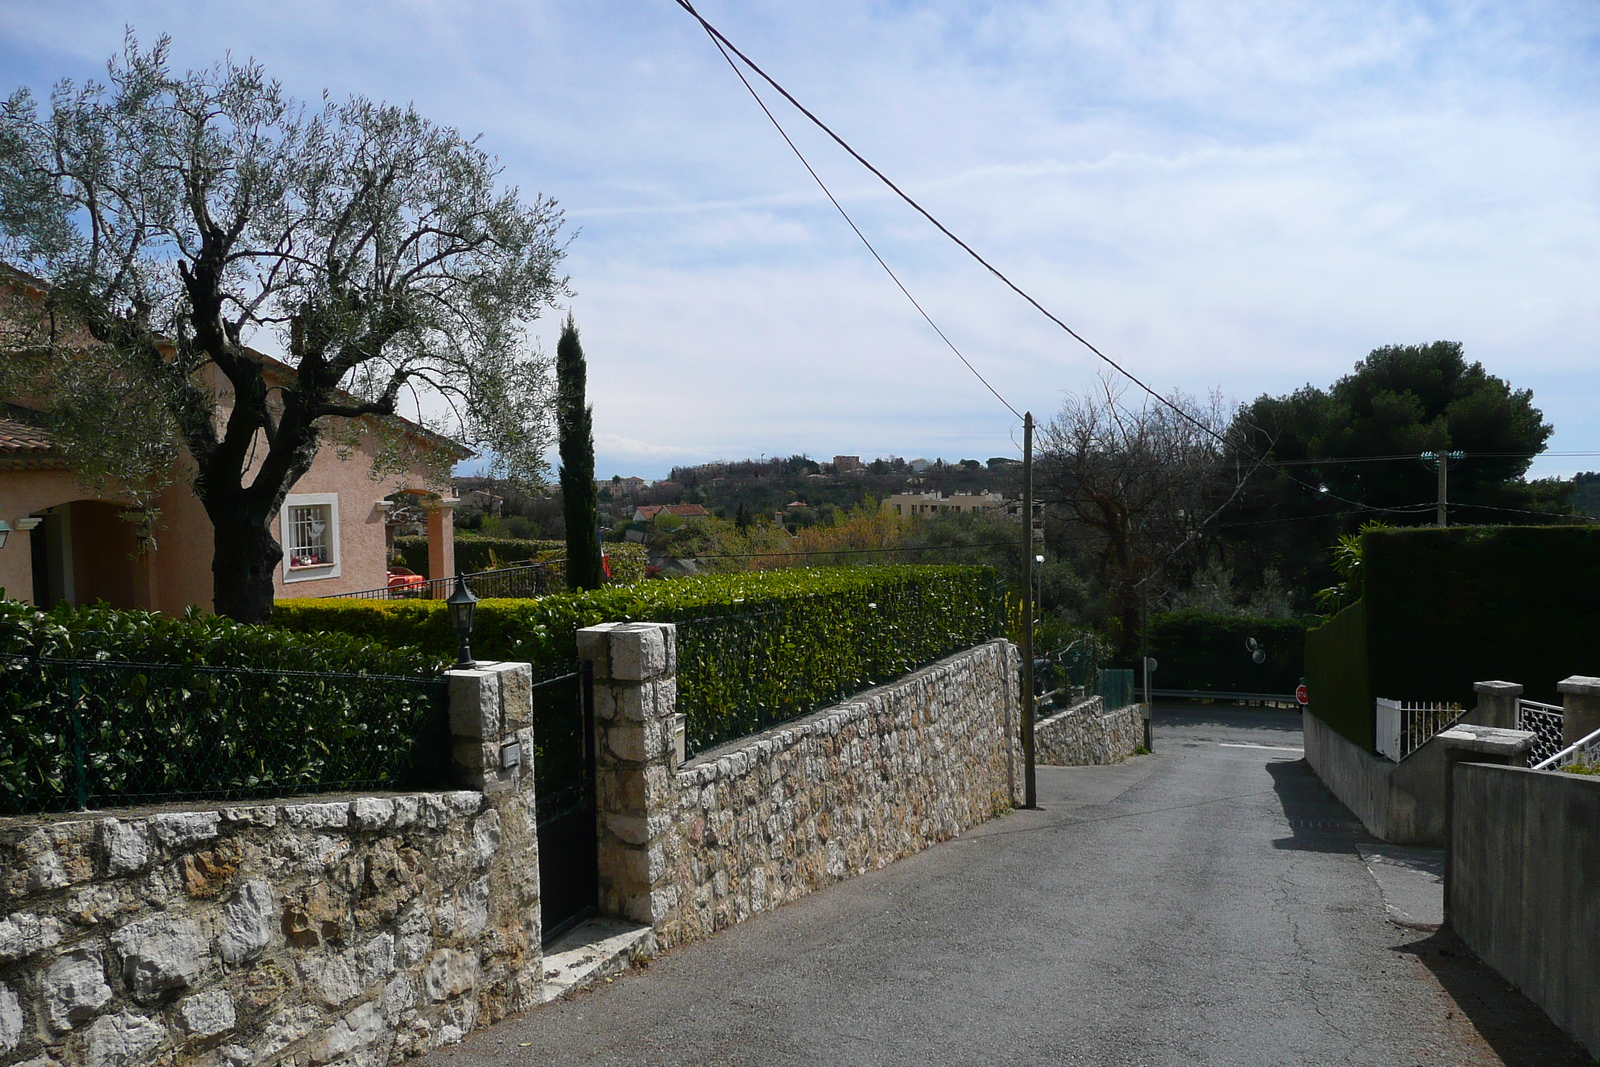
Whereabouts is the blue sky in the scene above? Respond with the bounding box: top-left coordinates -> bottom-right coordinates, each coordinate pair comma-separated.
2,1 -> 1597,481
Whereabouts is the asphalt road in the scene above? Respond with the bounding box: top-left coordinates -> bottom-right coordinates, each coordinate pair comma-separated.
433,705 -> 1591,1067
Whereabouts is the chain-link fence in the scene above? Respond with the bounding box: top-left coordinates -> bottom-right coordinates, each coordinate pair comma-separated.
0,655 -> 450,815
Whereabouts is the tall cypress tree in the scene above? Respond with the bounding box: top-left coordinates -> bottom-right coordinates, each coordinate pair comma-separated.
557,316 -> 604,590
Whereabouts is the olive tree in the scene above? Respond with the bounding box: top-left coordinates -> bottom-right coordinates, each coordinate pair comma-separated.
0,37 -> 567,621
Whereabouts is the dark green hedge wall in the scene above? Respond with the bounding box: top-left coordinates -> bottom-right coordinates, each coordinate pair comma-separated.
1145,611 -> 1307,695
1304,600 -> 1372,751
1364,525 -> 1600,705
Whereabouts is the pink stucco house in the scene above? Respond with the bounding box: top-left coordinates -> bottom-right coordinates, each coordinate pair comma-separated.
0,362 -> 466,614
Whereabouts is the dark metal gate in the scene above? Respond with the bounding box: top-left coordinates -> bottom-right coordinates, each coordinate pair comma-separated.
531,663 -> 597,944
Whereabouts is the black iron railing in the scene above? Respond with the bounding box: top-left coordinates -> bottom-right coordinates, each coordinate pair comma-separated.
326,560 -> 563,601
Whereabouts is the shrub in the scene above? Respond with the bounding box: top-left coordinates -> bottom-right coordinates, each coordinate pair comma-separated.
1364,525 -> 1600,705
0,600 -> 450,814
276,565 -> 1001,752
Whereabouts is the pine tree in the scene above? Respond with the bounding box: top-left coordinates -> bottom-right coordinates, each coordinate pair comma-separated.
558,316 -> 604,590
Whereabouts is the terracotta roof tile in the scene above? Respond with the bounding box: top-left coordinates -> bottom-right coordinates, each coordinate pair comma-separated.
0,413 -> 54,454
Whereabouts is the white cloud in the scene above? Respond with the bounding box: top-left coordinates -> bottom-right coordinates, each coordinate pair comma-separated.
2,0 -> 1596,481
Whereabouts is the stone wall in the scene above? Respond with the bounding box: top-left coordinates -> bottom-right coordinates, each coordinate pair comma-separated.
1033,697 -> 1144,766
579,624 -> 1019,951
0,661 -> 541,1067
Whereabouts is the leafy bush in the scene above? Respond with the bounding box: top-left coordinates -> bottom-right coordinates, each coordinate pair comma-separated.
0,601 -> 450,814
277,565 -> 1001,752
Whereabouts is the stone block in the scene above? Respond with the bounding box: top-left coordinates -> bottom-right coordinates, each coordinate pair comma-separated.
494,662 -> 533,730
178,990 -> 236,1037
447,668 -> 501,740
84,1011 -> 166,1067
350,797 -> 395,831
0,913 -> 63,963
111,913 -> 206,1001
606,724 -> 647,763
44,949 -> 112,1032
97,820 -> 149,876
219,879 -> 276,964
609,624 -> 669,682
149,812 -> 220,850
310,1002 -> 386,1065
577,623 -> 625,677
283,802 -> 351,831
422,949 -> 478,1002
0,983 -> 22,1053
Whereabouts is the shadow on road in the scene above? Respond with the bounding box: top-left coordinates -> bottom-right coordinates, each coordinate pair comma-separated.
1392,928 -> 1593,1066
1264,758 -> 1368,853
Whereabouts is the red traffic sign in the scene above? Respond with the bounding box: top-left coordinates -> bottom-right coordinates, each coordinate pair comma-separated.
1295,684 -> 1309,706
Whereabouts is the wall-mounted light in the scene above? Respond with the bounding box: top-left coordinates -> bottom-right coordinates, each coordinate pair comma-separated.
0,521 -> 9,550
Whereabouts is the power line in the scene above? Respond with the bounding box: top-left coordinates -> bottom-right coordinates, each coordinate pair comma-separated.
684,2 -> 1021,422
674,0 -> 1197,440
669,2 -> 1449,525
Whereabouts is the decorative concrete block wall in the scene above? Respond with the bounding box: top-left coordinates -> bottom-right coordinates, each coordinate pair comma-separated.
1033,696 -> 1144,767
580,624 -> 1020,951
0,661 -> 541,1067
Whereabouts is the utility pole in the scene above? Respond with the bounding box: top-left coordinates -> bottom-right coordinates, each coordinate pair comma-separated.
1021,412 -> 1037,809
1422,451 -> 1465,527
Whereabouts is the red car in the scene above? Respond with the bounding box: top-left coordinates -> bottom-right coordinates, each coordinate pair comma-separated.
386,566 -> 427,596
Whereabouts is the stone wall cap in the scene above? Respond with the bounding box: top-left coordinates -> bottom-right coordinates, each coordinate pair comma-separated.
1472,680 -> 1524,695
1557,675 -> 1600,696
1437,724 -> 1535,755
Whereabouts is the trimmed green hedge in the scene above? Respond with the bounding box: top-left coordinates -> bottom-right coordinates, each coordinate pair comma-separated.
0,601 -> 450,813
1305,601 -> 1372,751
276,565 -> 1001,751
396,535 -> 649,584
1145,612 -> 1307,696
1364,525 -> 1600,705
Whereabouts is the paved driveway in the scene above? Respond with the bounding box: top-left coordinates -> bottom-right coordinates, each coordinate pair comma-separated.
432,705 -> 1589,1067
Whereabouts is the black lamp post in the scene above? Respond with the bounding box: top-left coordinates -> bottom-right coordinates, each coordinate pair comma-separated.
447,576 -> 479,669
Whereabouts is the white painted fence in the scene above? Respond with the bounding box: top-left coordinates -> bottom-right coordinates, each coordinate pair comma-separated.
1375,698 -> 1463,762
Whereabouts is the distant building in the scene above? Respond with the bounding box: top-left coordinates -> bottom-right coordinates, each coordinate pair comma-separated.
832,455 -> 863,473
882,490 -> 1012,519
632,503 -> 712,522
908,458 -> 933,472
600,476 -> 649,495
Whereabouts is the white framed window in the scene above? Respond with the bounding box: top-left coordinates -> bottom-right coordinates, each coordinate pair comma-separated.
281,493 -> 341,582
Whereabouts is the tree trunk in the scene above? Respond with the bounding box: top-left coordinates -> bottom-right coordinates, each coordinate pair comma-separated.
206,499 -> 283,624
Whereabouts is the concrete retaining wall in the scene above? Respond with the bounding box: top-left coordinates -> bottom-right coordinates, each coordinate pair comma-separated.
1034,697 -> 1144,766
1302,710 -> 1452,845
580,624 -> 1020,951
1450,764 -> 1600,1059
0,662 -> 542,1067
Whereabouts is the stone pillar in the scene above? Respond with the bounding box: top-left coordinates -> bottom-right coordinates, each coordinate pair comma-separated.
1437,724 -> 1534,924
1557,676 -> 1600,748
1471,680 -> 1523,730
577,622 -> 678,927
427,496 -> 459,581
446,660 -> 535,793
